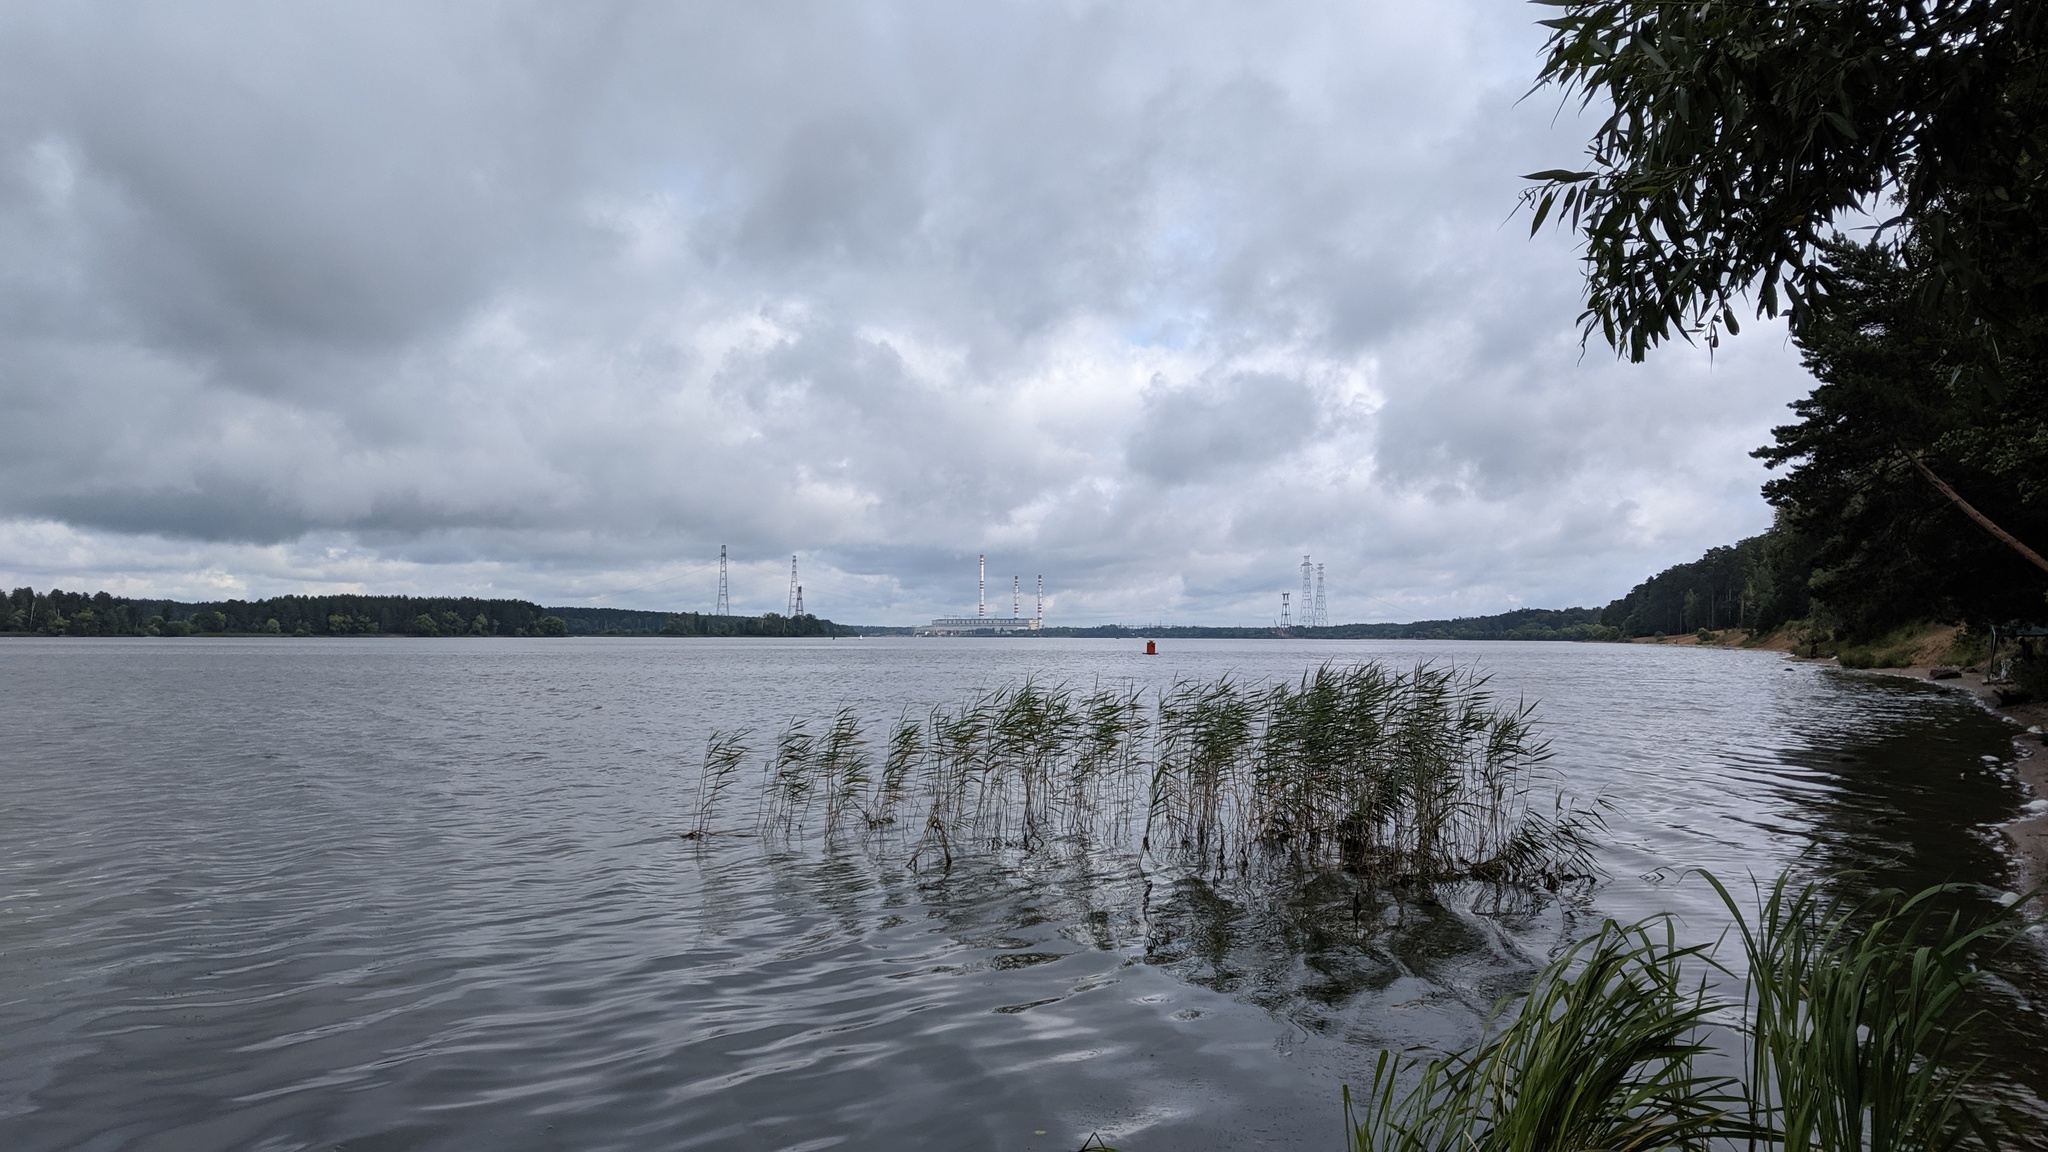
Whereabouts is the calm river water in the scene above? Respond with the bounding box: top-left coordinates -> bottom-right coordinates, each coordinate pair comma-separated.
2,637 -> 2041,1150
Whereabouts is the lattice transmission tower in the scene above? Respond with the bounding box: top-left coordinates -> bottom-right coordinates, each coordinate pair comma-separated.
1312,563 -> 1327,627
786,554 -> 799,617
716,545 -> 730,616
1281,592 -> 1291,629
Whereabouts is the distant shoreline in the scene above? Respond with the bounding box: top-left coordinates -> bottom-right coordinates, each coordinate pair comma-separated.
1,590 -> 1625,642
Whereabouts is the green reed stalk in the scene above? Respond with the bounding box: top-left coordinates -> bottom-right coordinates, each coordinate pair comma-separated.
990,680 -> 1078,841
763,717 -> 816,835
1349,871 -> 2033,1152
1348,917 -> 1735,1152
686,728 -> 752,838
818,707 -> 870,841
872,712 -> 924,830
1707,872 -> 2015,1152
716,661 -> 1592,895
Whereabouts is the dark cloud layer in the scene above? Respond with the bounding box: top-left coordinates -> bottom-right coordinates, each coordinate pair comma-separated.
0,1 -> 1811,622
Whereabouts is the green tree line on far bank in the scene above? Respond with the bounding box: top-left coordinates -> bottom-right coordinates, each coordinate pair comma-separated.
1599,523 -> 1811,639
0,589 -> 573,637
1038,609 -> 1620,642
658,610 -> 847,637
0,589 -> 852,638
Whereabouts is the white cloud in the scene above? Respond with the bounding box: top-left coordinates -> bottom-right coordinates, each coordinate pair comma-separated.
0,0 -> 1813,622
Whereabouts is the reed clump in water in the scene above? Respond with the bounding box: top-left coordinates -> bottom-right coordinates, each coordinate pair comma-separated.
686,661 -> 1596,896
1347,870 -> 2035,1152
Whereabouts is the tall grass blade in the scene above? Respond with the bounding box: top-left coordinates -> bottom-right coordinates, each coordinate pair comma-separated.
1349,917 -> 1735,1152
1349,872 -> 2036,1152
1707,871 -> 2023,1152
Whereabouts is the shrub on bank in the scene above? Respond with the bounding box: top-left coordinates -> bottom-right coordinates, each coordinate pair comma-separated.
1837,644 -> 1914,670
1942,628 -> 1993,669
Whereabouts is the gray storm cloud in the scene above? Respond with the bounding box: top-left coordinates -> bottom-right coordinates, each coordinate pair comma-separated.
0,0 -> 1813,622
1125,371 -> 1320,485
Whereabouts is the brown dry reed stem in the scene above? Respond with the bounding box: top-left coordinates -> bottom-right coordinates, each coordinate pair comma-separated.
711,662 -> 1596,897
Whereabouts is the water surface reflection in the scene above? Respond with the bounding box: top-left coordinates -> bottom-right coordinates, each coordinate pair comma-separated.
0,638 -> 2039,1149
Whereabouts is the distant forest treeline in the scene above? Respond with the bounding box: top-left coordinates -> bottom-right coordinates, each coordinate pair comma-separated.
5,587 -> 1619,642
0,589 -> 852,638
1039,608 -> 1614,642
1597,525 -> 1813,638
0,589 -> 572,637
0,581 -> 1788,644
1309,608 -> 1613,641
658,611 -> 850,637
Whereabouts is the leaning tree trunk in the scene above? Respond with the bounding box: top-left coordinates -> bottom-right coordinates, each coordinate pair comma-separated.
1905,453 -> 2048,577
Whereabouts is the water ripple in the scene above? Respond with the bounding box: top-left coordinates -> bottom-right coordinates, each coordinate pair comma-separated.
2,637 -> 2042,1150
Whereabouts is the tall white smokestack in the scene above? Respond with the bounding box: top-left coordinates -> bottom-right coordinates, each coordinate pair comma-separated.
978,554 -> 985,618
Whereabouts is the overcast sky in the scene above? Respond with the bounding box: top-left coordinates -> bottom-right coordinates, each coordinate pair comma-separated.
0,1 -> 1812,625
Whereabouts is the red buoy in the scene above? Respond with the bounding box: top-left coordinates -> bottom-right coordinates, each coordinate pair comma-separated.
1144,640 -> 1157,655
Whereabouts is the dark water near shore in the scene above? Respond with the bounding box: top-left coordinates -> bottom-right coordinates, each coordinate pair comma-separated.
2,636 -> 2042,1150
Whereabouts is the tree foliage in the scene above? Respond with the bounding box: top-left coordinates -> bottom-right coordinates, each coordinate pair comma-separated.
660,611 -> 846,637
1757,240 -> 2048,632
1308,608 -> 1618,641
0,590 -> 846,638
1600,521 -> 1815,637
1530,0 -> 2048,630
0,591 -> 568,636
1527,0 -> 2048,359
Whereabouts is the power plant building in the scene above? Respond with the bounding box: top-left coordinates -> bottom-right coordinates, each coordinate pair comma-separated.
915,616 -> 1041,635
917,556 -> 1044,635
